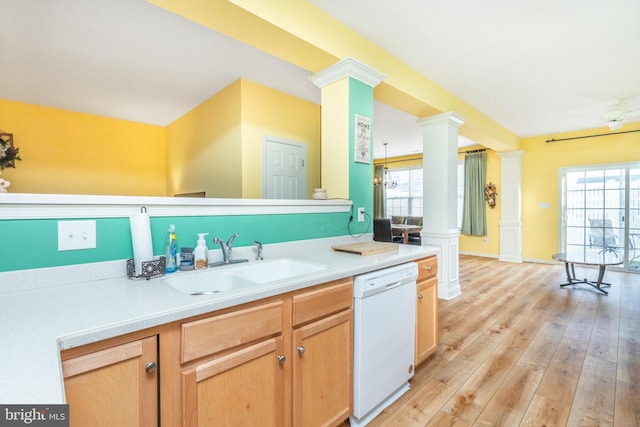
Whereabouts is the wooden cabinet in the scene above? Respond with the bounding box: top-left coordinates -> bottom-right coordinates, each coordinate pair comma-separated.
292,279 -> 353,427
62,335 -> 158,427
182,336 -> 286,427
180,300 -> 285,427
180,279 -> 353,427
415,256 -> 438,365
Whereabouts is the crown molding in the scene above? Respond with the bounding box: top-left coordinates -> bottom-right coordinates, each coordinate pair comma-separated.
310,57 -> 385,88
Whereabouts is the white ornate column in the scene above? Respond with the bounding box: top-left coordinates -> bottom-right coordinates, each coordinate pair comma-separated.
417,112 -> 465,300
497,150 -> 524,262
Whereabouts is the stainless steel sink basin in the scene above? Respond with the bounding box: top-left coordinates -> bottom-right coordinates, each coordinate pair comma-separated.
163,258 -> 327,295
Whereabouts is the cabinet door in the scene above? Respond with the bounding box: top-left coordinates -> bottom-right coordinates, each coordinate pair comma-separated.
62,336 -> 158,427
415,277 -> 438,365
182,336 -> 285,427
292,309 -> 353,427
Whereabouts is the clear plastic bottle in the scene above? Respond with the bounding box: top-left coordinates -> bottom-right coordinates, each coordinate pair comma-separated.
164,224 -> 178,273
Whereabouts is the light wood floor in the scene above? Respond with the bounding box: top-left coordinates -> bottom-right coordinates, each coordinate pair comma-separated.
368,255 -> 640,427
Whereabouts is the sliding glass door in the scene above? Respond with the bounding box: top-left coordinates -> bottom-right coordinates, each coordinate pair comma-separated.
560,163 -> 640,272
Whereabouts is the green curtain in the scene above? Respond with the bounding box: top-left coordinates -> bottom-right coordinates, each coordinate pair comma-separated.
461,152 -> 487,236
373,165 -> 386,219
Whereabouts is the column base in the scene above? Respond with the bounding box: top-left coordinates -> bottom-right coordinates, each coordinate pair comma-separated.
499,221 -> 523,263
422,230 -> 461,300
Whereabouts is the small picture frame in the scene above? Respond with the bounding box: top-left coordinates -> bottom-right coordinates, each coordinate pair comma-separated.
354,114 -> 371,164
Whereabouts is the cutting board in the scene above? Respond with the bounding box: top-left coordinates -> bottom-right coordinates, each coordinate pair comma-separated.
331,241 -> 399,256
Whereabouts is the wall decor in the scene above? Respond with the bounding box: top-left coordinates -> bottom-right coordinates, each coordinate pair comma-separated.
354,114 -> 371,164
485,182 -> 497,208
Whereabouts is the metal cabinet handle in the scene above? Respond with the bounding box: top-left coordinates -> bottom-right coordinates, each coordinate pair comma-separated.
427,266 -> 433,271
145,362 -> 157,373
297,346 -> 305,355
277,355 -> 286,364
417,293 -> 423,300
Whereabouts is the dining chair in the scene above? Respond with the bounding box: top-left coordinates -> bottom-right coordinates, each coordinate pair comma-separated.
373,219 -> 395,243
406,216 -> 423,245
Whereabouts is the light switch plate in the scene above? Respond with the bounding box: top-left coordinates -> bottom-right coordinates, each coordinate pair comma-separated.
58,220 -> 96,251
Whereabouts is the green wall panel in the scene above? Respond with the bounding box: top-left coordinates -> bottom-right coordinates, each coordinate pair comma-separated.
348,78 -> 375,235
0,212 -> 350,272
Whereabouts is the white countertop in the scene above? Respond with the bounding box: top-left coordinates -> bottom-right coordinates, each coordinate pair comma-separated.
0,236 -> 438,404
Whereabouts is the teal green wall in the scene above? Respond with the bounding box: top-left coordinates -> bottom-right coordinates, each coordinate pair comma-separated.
0,212 -> 350,272
348,78 -> 375,234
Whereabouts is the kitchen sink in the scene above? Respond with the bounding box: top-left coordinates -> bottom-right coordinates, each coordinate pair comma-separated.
163,258 -> 327,296
163,271 -> 257,296
224,258 -> 327,283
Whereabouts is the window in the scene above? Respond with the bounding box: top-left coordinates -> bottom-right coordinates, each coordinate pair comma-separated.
386,168 -> 423,217
560,163 -> 640,272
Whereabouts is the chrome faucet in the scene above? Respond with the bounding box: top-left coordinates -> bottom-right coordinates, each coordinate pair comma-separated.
253,240 -> 263,261
213,233 -> 239,264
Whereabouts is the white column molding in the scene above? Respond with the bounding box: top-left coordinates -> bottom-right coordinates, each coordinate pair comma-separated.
418,112 -> 465,300
497,150 -> 524,263
309,57 -> 385,88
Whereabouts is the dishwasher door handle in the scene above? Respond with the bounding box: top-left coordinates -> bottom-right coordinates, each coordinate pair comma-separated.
384,280 -> 407,291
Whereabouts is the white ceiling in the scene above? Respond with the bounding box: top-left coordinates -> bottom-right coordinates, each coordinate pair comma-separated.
2,0 -> 639,159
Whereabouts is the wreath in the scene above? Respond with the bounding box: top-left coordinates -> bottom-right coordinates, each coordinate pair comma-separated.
0,133 -> 21,170
484,182 -> 497,209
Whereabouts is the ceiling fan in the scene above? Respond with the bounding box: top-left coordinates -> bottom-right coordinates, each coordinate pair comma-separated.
601,98 -> 640,131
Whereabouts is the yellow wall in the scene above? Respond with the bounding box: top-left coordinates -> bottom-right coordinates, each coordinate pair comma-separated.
166,81 -> 243,198
521,124 -> 640,261
240,79 -> 321,198
0,99 -> 166,195
166,78 -> 321,199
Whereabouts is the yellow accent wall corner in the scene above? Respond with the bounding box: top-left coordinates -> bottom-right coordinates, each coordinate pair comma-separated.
166,78 -> 321,199
0,98 -> 166,195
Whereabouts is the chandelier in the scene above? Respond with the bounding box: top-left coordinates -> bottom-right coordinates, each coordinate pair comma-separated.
374,143 -> 398,189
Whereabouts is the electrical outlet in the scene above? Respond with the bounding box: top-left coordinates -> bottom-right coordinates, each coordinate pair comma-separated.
358,207 -> 365,222
58,220 -> 96,251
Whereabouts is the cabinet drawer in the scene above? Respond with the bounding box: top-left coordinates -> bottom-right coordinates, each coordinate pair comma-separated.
292,279 -> 352,327
417,256 -> 438,281
182,300 -> 283,363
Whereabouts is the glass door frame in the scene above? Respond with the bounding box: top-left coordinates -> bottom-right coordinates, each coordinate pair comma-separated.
559,161 -> 640,273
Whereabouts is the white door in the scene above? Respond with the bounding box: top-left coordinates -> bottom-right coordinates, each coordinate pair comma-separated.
263,137 -> 307,199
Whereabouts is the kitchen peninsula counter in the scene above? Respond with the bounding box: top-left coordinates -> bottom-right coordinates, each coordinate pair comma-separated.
0,236 -> 438,404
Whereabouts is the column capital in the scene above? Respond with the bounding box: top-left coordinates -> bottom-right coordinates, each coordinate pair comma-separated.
310,57 -> 385,89
417,111 -> 465,128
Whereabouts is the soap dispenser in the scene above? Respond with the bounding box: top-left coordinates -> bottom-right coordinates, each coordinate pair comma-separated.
165,224 -> 178,273
194,233 -> 209,270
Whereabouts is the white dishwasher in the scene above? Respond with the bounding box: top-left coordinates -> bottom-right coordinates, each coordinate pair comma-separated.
350,262 -> 418,427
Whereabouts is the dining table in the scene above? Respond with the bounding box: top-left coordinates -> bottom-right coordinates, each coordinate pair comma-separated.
391,224 -> 422,244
